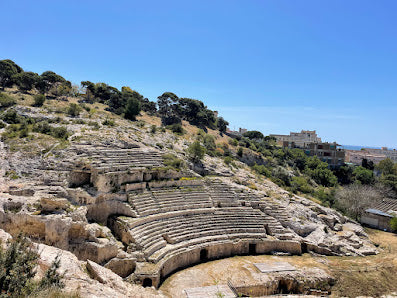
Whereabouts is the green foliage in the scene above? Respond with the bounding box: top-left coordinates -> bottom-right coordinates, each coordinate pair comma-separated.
12,71 -> 40,92
124,97 -> 141,121
203,134 -> 216,151
102,118 -> 115,126
304,156 -> 337,187
187,141 -> 205,163
150,125 -> 157,134
252,163 -> 271,177
377,158 -> 395,175
167,123 -> 184,134
243,130 -> 264,139
0,234 -> 64,297
290,176 -> 313,194
0,59 -> 23,89
163,153 -> 184,169
353,166 -> 375,185
380,174 -> 397,192
224,156 -> 233,165
33,121 -> 69,139
0,92 -> 16,109
67,103 -> 82,117
237,147 -> 243,157
33,94 -> 46,107
216,117 -> 228,133
1,109 -> 22,124
390,217 -> 397,232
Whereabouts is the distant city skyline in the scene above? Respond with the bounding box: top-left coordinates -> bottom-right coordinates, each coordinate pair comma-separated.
1,0 -> 396,147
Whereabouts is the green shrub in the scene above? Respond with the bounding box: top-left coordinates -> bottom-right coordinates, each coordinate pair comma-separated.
51,126 -> 69,139
0,233 -> 64,297
102,118 -> 114,126
33,122 -> 69,139
290,176 -> 313,194
163,153 -> 184,169
390,217 -> 397,232
167,123 -> 184,135
150,125 -> 157,134
1,109 -> 22,124
224,156 -> 233,165
67,103 -> 82,117
237,147 -> 243,157
0,92 -> 16,109
203,134 -> 216,151
252,164 -> 271,177
187,141 -> 205,163
33,94 -> 46,107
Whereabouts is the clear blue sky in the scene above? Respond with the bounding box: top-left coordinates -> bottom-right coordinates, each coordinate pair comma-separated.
1,0 -> 396,147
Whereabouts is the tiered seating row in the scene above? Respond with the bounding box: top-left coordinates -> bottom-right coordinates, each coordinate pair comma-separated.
208,180 -> 240,207
128,187 -> 214,216
123,208 -> 267,259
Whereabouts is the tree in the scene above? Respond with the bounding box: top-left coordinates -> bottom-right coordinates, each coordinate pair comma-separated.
243,130 -> 264,140
37,71 -> 66,95
377,158 -> 395,175
0,234 -> 64,296
361,158 -> 374,171
0,60 -> 23,89
353,166 -> 375,185
124,97 -> 141,121
12,71 -> 40,92
187,141 -> 205,163
217,117 -> 228,133
335,184 -> 383,220
157,92 -> 181,125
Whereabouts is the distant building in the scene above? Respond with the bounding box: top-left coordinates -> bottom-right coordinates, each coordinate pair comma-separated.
345,150 -> 387,165
226,127 -> 248,137
362,147 -> 397,162
302,142 -> 345,167
271,130 -> 344,167
270,130 -> 322,148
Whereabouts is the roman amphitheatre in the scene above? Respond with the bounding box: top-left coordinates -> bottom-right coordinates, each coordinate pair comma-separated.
0,90 -> 396,297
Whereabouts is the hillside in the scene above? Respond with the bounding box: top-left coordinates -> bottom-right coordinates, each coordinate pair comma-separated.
0,84 -> 382,297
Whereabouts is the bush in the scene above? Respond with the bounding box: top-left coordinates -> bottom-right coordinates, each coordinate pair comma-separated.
187,141 -> 205,163
124,97 -> 141,121
150,125 -> 157,134
102,118 -> 115,126
167,123 -> 184,135
237,147 -> 244,157
33,122 -> 69,139
0,234 -> 64,297
67,103 -> 82,117
390,217 -> 397,232
353,166 -> 375,185
163,153 -> 184,169
224,156 -> 233,166
1,109 -> 21,124
0,92 -> 16,109
32,94 -> 46,107
290,176 -> 313,194
203,134 -> 216,151
252,164 -> 271,177
51,126 -> 69,139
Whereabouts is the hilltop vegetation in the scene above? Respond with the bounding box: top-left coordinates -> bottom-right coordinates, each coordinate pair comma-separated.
0,59 -> 396,222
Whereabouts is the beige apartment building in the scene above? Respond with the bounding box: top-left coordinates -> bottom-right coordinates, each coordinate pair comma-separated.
271,130 -> 345,167
270,130 -> 322,147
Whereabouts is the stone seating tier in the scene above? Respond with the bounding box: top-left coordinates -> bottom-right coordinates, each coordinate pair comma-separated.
120,208 -> 267,259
